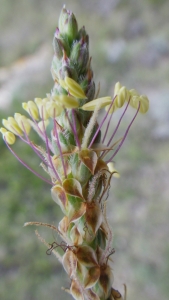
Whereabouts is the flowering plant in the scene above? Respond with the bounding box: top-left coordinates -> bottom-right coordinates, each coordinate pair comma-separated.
0,6 -> 149,300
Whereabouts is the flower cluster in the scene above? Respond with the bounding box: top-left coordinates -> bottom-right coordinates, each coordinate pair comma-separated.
0,5 -> 149,300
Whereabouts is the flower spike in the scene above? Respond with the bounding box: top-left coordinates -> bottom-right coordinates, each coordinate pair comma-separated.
0,5 -> 150,300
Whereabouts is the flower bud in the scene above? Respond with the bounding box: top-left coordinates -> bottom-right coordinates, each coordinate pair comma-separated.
78,26 -> 89,45
59,6 -> 78,43
86,81 -> 95,101
70,41 -> 89,72
53,36 -> 63,59
58,6 -> 68,33
54,28 -> 70,55
59,64 -> 78,82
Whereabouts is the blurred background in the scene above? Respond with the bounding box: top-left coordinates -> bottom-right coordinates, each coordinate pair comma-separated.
0,0 -> 169,299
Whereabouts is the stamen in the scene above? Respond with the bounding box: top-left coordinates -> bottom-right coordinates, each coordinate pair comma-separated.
102,107 -> 114,144
65,109 -> 81,149
53,118 -> 67,178
107,100 -> 130,147
106,102 -> 140,162
72,109 -> 81,149
88,96 -> 116,149
4,138 -> 53,185
41,107 -> 62,184
82,102 -> 101,149
28,107 -> 53,152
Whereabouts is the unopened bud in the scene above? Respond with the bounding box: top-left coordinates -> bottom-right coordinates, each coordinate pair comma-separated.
70,41 -> 89,72
59,7 -> 78,43
53,36 -> 63,59
78,26 -> 89,45
58,6 -> 69,33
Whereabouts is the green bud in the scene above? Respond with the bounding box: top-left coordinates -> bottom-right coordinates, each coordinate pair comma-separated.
78,26 -> 89,46
59,65 -> 78,81
70,41 -> 89,73
55,28 -> 70,56
58,6 -> 69,33
59,6 -> 78,44
86,81 -> 95,101
53,36 -> 63,59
